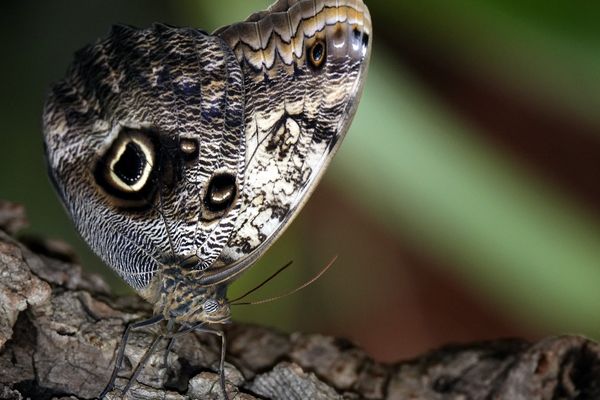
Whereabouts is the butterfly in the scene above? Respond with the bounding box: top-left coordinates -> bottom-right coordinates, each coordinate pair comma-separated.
42,0 -> 371,397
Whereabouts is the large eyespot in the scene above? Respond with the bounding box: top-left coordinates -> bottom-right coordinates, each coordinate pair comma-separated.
94,128 -> 159,208
202,171 -> 237,219
308,39 -> 326,69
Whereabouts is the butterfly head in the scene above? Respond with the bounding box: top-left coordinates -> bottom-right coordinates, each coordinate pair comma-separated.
201,297 -> 231,324
151,265 -> 231,325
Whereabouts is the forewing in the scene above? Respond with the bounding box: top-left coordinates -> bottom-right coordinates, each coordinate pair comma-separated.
43,25 -> 246,294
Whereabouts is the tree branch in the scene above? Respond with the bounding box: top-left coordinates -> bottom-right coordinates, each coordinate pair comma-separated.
1,200 -> 599,399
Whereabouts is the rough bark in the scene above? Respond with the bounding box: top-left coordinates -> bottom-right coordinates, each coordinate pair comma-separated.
1,200 -> 599,400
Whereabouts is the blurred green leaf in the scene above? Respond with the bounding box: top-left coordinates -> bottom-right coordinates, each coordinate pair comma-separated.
369,0 -> 600,130
332,49 -> 600,333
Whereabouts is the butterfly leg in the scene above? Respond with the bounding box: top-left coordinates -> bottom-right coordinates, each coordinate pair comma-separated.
194,325 -> 228,400
162,323 -> 194,368
121,332 -> 164,395
99,315 -> 163,399
163,336 -> 175,369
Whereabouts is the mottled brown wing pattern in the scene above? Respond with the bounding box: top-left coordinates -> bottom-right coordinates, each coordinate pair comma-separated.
44,25 -> 247,292
44,0 -> 370,309
209,0 -> 372,281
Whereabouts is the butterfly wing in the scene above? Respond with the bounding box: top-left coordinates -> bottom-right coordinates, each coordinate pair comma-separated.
43,25 -> 248,294
204,0 -> 372,283
42,0 -> 371,293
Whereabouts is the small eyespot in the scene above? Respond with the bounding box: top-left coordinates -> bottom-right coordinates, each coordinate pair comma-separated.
204,172 -> 237,214
351,27 -> 369,47
308,40 -> 326,69
180,137 -> 199,162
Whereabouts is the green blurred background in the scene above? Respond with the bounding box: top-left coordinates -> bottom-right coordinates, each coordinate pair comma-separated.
1,1 -> 600,361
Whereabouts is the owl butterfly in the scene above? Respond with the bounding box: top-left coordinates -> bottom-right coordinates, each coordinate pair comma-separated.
43,0 -> 371,397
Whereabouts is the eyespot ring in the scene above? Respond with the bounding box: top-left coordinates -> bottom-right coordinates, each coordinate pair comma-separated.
94,127 -> 160,208
308,39 -> 326,69
108,138 -> 153,192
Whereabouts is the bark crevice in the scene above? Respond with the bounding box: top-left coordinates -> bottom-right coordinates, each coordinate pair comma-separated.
1,200 -> 599,400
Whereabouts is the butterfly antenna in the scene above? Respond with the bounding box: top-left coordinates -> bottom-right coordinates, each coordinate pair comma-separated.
231,255 -> 338,306
228,260 -> 294,303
